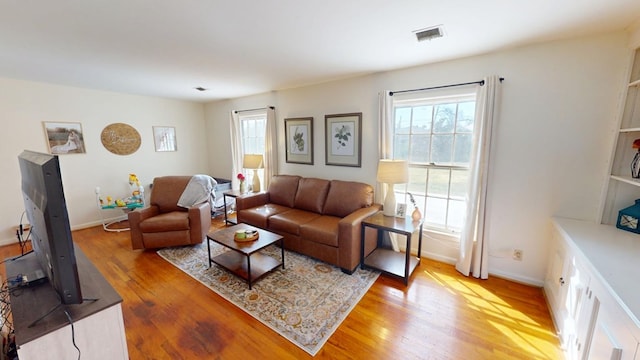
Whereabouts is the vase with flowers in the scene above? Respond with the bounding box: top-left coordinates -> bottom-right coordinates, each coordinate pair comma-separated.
407,192 -> 422,222
237,173 -> 246,193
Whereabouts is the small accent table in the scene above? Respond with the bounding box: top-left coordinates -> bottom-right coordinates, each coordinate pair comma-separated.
360,212 -> 423,285
222,190 -> 244,225
207,223 -> 285,289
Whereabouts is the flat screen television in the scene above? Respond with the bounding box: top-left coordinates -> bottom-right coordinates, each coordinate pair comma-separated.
18,150 -> 82,305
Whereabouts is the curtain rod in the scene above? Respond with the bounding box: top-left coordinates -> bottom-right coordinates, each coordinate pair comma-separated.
234,106 -> 274,114
389,77 -> 504,96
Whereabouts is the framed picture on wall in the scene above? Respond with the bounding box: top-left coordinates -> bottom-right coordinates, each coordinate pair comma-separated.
43,121 -> 86,154
285,117 -> 313,164
325,112 -> 362,167
153,126 -> 177,152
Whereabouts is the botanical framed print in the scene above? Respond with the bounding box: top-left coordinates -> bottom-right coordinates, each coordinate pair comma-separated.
285,117 -> 313,164
325,112 -> 362,167
153,126 -> 177,152
43,121 -> 86,154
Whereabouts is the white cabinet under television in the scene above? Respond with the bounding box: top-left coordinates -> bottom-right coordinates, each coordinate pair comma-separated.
545,218 -> 640,360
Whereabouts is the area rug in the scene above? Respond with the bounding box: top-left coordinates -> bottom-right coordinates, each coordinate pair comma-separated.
157,242 -> 379,355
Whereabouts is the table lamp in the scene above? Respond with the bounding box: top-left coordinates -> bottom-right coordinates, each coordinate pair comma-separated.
243,154 -> 264,192
376,159 -> 408,216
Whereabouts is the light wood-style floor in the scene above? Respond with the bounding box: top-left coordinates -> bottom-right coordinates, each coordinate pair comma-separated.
1,217 -> 563,359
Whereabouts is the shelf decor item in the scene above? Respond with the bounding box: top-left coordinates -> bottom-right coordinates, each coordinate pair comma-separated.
632,139 -> 640,178
616,199 -> 640,234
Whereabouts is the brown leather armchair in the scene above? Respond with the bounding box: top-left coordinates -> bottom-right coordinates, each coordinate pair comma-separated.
128,176 -> 211,249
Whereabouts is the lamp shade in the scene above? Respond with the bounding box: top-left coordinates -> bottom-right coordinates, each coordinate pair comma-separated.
243,154 -> 264,169
376,159 -> 408,184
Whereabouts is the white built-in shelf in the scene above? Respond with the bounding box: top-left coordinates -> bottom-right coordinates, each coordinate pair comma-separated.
620,127 -> 640,133
629,79 -> 640,87
611,175 -> 640,187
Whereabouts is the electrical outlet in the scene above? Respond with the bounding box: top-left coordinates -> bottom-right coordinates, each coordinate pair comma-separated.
513,249 -> 523,261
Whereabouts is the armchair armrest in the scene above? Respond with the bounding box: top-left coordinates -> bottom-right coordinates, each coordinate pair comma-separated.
189,202 -> 212,244
128,205 -> 160,249
337,204 -> 382,272
235,192 -> 268,211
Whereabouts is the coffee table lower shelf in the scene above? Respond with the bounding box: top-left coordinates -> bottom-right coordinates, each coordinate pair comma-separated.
210,251 -> 282,287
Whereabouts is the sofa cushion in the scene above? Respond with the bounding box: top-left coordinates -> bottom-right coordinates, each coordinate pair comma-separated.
323,180 -> 374,217
300,216 -> 340,247
269,209 -> 321,235
139,211 -> 189,232
268,175 -> 301,208
294,178 -> 330,213
238,204 -> 292,229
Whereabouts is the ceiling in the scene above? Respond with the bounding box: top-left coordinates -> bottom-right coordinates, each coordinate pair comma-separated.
1,1 -> 639,103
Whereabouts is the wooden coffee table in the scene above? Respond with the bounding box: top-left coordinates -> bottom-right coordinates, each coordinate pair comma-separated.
206,223 -> 284,289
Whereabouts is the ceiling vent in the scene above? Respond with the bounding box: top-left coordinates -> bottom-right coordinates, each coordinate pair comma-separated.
414,26 -> 444,42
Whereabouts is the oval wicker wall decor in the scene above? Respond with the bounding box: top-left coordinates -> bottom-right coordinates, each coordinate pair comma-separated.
100,123 -> 142,155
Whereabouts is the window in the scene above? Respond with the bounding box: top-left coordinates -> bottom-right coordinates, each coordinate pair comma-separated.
239,112 -> 266,187
393,92 -> 476,234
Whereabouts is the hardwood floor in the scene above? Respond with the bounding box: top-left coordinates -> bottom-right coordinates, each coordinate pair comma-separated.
1,217 -> 563,359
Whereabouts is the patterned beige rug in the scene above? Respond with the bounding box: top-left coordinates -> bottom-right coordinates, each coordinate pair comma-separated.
157,241 -> 379,355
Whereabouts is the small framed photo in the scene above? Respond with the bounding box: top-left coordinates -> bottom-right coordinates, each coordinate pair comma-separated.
325,112 -> 362,167
395,203 -> 407,218
285,117 -> 313,164
43,121 -> 86,154
153,126 -> 177,152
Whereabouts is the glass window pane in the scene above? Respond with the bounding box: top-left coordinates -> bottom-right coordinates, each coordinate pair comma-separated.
450,169 -> 468,199
411,106 -> 432,134
427,168 -> 450,197
453,133 -> 472,165
456,102 -> 475,133
425,197 -> 447,227
431,134 -> 453,164
433,104 -> 456,133
407,167 -> 427,195
394,107 -> 411,134
394,134 -> 410,160
409,134 -> 429,163
448,199 -> 466,230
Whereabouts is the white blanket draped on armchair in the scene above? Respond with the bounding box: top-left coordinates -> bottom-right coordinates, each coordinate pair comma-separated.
177,174 -> 217,210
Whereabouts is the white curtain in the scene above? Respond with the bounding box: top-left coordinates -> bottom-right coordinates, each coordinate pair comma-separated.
378,90 -> 400,251
455,75 -> 501,279
263,107 -> 277,190
377,90 -> 393,205
229,111 -> 244,190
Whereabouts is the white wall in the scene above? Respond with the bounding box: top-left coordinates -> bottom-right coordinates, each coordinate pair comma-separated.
0,78 -> 208,244
205,31 -> 631,285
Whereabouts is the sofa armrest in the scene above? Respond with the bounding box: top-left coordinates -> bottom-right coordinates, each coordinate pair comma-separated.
128,205 -> 160,249
235,192 -> 269,211
336,204 -> 382,272
189,202 -> 212,244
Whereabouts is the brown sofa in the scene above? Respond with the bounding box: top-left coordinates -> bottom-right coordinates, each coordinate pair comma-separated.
128,176 -> 211,250
235,175 -> 381,273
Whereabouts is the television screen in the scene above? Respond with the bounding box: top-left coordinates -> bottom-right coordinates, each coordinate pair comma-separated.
18,150 -> 82,305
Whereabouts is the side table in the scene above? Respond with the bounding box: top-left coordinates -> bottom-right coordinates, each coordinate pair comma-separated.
223,190 -> 244,225
360,212 -> 423,285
